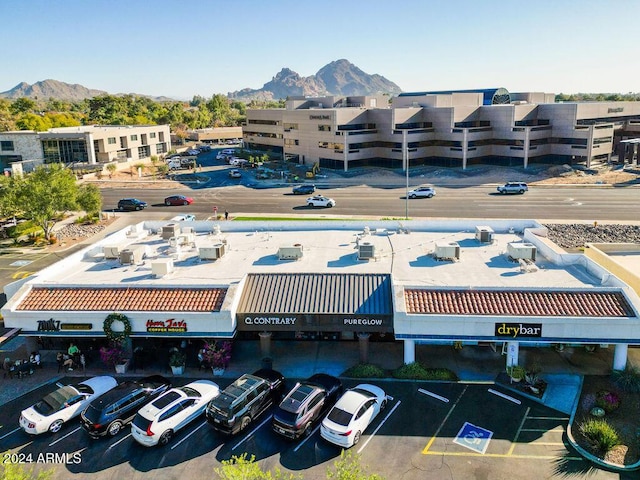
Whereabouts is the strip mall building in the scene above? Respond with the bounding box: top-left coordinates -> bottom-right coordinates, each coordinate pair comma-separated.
2,220 -> 640,371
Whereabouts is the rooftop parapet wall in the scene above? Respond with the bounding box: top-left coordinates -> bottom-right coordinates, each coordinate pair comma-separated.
585,243 -> 640,298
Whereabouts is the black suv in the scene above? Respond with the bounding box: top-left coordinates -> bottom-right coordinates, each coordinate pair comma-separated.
272,373 -> 343,440
80,375 -> 171,437
206,369 -> 284,435
117,198 -> 148,211
292,184 -> 316,195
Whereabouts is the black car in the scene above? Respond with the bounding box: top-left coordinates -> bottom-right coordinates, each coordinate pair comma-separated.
80,375 -> 171,437
206,369 -> 284,435
117,198 -> 148,211
272,373 -> 343,440
292,184 -> 316,195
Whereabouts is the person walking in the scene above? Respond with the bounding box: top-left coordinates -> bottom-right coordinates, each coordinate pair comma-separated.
224,210 -> 229,220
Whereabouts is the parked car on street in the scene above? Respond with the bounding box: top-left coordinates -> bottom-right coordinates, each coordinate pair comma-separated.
229,169 -> 242,178
20,376 -> 118,435
187,149 -> 200,155
272,373 -> 343,440
320,384 -> 387,448
164,195 -> 194,206
497,182 -> 528,194
131,380 -> 220,447
307,195 -> 336,208
407,186 -> 436,198
81,375 -> 171,437
170,214 -> 196,222
206,369 -> 284,435
118,198 -> 147,211
292,184 -> 316,195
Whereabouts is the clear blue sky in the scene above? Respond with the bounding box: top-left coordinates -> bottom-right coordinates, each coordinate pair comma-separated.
1,0 -> 638,100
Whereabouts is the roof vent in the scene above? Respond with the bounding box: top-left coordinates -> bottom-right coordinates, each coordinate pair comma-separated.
434,241 -> 460,261
507,242 -> 537,261
119,245 -> 146,265
363,226 -> 370,236
103,244 -> 124,259
199,243 -> 225,260
213,225 -> 221,235
162,223 -> 181,240
358,242 -> 376,260
278,244 -> 303,260
475,226 -> 494,243
151,258 -> 174,277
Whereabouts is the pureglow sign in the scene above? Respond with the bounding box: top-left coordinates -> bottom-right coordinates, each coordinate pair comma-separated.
237,313 -> 393,332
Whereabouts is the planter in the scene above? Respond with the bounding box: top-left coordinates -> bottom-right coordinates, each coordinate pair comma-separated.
171,365 -> 185,375
115,359 -> 130,374
212,367 -> 225,376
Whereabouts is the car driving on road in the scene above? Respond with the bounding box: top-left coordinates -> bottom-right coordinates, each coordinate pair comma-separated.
117,198 -> 147,211
292,184 -> 316,195
307,195 -> 336,208
497,182 -> 528,194
407,186 -> 436,198
164,195 -> 194,206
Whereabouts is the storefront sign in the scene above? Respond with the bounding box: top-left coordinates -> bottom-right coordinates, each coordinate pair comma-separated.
608,107 -> 623,114
237,313 -> 393,332
309,115 -> 331,120
60,323 -> 93,331
37,319 -> 60,332
495,322 -> 542,338
146,319 -> 188,333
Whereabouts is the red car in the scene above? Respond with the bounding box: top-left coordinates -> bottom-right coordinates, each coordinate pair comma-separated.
164,195 -> 194,206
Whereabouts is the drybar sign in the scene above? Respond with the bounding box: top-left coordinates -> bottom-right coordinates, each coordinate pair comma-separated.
495,323 -> 542,338
237,314 -> 393,332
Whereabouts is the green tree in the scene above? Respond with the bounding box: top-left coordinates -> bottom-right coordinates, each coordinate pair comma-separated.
15,113 -> 52,131
76,183 -> 102,217
156,163 -> 169,177
10,97 -> 37,115
326,451 -> 384,480
215,453 -> 301,480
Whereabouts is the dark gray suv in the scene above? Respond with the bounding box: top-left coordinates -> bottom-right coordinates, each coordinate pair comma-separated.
117,198 -> 148,211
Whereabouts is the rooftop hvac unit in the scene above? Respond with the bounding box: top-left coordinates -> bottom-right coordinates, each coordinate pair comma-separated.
507,242 -> 537,261
434,241 -> 461,260
103,244 -> 123,259
162,223 -> 181,240
119,245 -> 146,265
358,242 -> 376,260
475,225 -> 494,243
278,244 -> 303,260
126,224 -> 144,238
151,258 -> 174,277
182,226 -> 194,234
199,243 -> 225,260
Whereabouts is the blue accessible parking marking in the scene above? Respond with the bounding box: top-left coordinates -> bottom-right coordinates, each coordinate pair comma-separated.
453,422 -> 493,454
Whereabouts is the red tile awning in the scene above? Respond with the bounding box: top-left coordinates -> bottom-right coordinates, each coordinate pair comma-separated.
404,289 -> 635,317
16,287 -> 227,312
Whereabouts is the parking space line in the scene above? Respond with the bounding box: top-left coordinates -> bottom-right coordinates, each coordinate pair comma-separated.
521,427 -> 565,432
0,427 -> 21,440
107,433 -> 131,450
531,442 -> 566,446
293,424 -> 321,453
171,421 -> 207,450
488,388 -> 521,404
232,415 -> 272,451
356,400 -> 401,454
49,426 -> 81,446
527,416 -> 568,421
422,385 -> 468,454
507,406 -> 530,456
418,388 -> 449,403
423,451 -> 582,460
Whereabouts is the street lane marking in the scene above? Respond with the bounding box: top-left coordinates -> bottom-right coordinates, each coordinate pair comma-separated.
293,424 -> 321,452
0,427 -> 21,440
232,414 -> 272,451
171,421 -> 207,450
418,388 -> 449,403
49,426 -> 81,446
507,406 -> 530,456
423,385 -> 468,454
522,427 -> 564,432
488,388 -> 521,404
527,416 -> 568,421
357,400 -> 401,454
108,433 -> 131,450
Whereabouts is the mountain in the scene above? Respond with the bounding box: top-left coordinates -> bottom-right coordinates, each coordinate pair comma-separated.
228,59 -> 402,100
0,79 -> 174,102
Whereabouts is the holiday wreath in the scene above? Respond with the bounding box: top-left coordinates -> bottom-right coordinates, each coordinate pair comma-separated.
103,313 -> 132,344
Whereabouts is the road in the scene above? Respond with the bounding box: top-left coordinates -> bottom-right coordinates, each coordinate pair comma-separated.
101,184 -> 639,221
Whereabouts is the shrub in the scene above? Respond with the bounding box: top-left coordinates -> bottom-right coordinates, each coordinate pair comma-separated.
579,418 -> 620,453
392,362 -> 458,381
506,365 -> 526,380
342,363 -> 386,378
6,221 -> 42,239
612,367 -> 640,393
100,344 -> 126,366
595,390 -> 621,413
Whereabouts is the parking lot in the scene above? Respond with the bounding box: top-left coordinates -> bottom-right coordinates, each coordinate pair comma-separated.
0,377 -> 622,480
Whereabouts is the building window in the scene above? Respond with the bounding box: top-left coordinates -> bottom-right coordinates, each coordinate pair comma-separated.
150,132 -> 156,138
130,134 -> 138,141
42,139 -> 88,164
318,125 -> 331,132
156,143 -> 167,154
1,140 -> 15,151
107,137 -> 116,145
137,145 -> 150,158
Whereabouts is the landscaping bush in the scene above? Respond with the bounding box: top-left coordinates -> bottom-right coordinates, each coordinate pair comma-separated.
595,390 -> 621,413
392,362 -> 458,381
612,367 -> 640,393
342,363 -> 386,378
579,418 -> 620,453
6,221 -> 42,239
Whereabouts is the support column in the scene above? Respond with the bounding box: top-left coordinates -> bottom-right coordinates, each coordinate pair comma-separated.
358,333 -> 370,363
259,331 -> 272,358
506,341 -> 519,369
613,343 -> 628,371
462,128 -> 468,170
403,339 -> 415,364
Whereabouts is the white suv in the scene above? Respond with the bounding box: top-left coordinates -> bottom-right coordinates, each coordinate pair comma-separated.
408,186 -> 436,199
497,182 -> 528,194
307,195 -> 336,208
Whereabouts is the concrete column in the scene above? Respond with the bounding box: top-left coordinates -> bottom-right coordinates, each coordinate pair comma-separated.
462,129 -> 468,170
613,343 -> 628,371
403,339 -> 415,364
358,333 -> 371,363
523,127 -> 530,169
259,331 -> 272,358
506,341 -> 519,368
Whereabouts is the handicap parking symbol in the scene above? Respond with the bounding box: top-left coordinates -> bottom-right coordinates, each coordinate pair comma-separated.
453,422 -> 493,454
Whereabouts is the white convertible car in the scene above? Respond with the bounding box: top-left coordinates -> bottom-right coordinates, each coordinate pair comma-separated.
20,376 -> 118,435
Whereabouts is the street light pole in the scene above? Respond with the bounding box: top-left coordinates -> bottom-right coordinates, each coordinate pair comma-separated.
404,129 -> 409,220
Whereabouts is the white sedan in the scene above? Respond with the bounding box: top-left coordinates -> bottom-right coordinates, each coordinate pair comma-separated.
20,376 -> 118,435
131,380 -> 220,447
307,195 -> 336,208
408,186 -> 436,198
320,384 -> 387,448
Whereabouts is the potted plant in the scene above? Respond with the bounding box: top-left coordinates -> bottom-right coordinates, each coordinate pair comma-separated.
100,343 -> 128,373
506,365 -> 526,383
169,350 -> 186,375
201,341 -> 232,376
